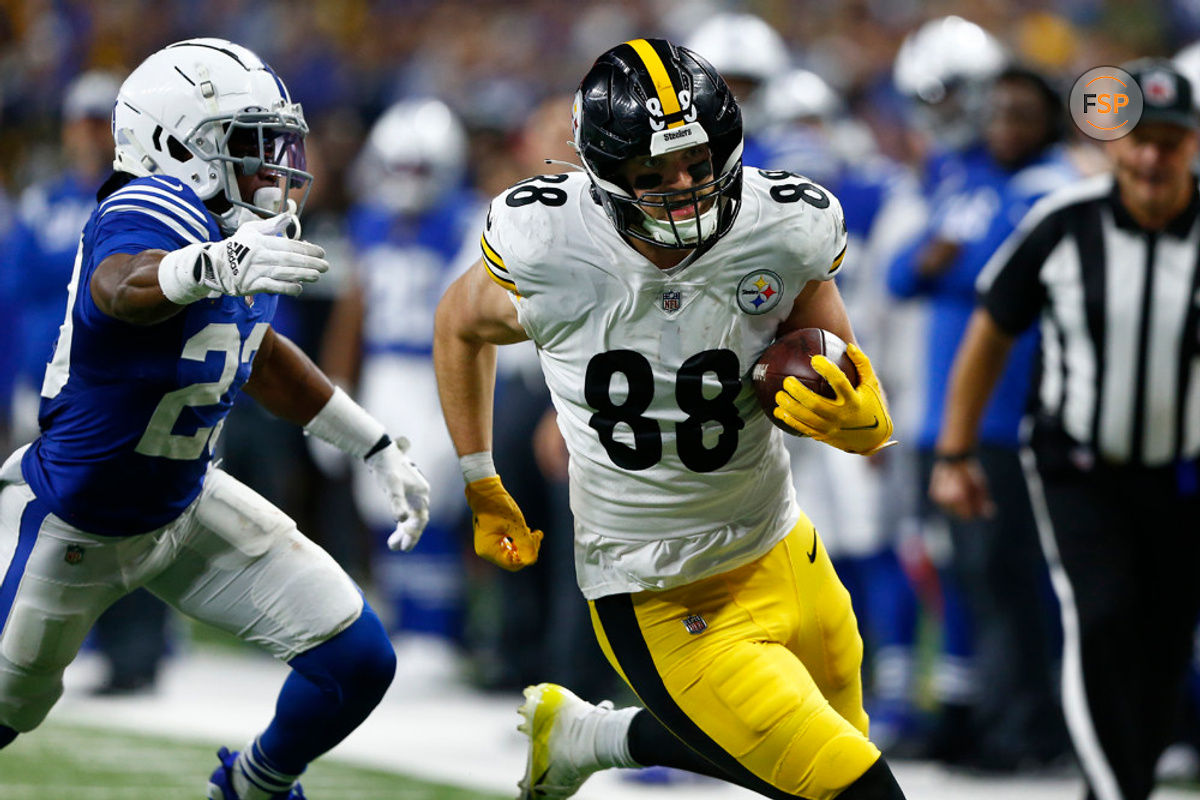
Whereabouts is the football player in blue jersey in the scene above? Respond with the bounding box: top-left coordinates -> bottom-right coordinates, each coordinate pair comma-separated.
683,12 -> 790,171
0,67 -> 177,697
0,39 -> 431,800
320,98 -> 482,647
889,30 -> 1077,767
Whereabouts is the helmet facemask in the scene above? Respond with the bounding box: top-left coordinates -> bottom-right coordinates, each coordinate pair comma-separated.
198,106 -> 313,229
596,141 -> 742,249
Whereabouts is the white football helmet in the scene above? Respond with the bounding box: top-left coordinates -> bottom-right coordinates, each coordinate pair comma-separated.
894,16 -> 1007,103
684,12 -> 789,85
761,68 -> 841,126
894,16 -> 1007,148
684,13 -> 789,132
758,69 -> 845,185
1174,41 -> 1200,108
112,38 -> 311,231
349,98 -> 466,215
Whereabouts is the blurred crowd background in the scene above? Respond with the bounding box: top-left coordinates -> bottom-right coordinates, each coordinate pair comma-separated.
3,0 -> 1200,785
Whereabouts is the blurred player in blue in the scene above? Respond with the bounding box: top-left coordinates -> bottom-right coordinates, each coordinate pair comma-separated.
756,66 -> 929,751
684,11 -> 789,170
887,17 -> 1076,768
5,71 -> 124,444
0,39 -> 431,800
320,97 -> 481,648
0,68 -> 178,696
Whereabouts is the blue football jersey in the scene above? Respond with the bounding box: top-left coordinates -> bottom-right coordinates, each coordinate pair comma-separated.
4,172 -> 100,385
347,187 -> 481,357
21,174 -> 278,536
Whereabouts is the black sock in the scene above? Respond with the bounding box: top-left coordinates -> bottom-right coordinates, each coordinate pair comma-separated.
0,725 -> 17,749
835,758 -> 906,800
626,709 -> 733,781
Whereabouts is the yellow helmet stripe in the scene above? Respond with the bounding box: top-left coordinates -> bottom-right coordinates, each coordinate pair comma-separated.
625,39 -> 684,128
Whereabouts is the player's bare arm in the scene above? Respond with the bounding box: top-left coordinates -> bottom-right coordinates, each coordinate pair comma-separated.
90,250 -> 182,325
242,326 -> 432,553
317,275 -> 367,389
775,275 -> 856,344
433,259 -> 542,571
929,307 -> 1015,519
242,326 -> 335,426
433,258 -> 528,457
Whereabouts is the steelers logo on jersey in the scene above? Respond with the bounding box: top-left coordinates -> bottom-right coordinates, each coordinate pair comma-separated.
736,270 -> 784,315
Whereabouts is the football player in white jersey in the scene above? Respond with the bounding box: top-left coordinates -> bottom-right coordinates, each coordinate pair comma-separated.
0,39 -> 430,800
433,39 -> 905,800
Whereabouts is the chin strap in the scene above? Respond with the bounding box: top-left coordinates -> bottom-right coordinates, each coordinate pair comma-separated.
220,196 -> 300,237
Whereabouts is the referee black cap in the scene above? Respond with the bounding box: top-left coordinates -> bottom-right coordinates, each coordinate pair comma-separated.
1123,58 -> 1199,128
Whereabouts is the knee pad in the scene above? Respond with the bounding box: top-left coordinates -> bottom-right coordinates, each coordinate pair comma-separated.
290,603 -> 396,708
0,657 -> 66,734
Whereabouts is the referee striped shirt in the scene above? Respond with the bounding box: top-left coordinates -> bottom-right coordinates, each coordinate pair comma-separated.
977,173 -> 1200,467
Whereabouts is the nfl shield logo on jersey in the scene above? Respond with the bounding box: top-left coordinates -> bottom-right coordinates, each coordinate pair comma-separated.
64,544 -> 84,565
662,289 -> 682,313
682,614 -> 707,635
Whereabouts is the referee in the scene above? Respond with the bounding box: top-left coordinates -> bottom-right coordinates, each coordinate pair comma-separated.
930,59 -> 1200,800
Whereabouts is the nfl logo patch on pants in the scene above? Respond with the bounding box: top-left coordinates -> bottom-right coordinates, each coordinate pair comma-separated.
682,614 -> 707,634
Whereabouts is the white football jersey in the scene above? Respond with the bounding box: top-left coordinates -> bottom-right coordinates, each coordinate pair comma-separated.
481,169 -> 847,599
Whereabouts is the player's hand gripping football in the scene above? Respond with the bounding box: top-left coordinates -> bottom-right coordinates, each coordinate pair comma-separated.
365,438 -> 431,552
773,343 -> 896,455
159,210 -> 328,304
464,476 -> 543,571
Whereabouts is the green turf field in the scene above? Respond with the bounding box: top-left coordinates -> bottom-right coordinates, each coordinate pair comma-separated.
0,719 -> 507,800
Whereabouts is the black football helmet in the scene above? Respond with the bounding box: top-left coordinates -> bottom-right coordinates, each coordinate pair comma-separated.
572,38 -> 744,249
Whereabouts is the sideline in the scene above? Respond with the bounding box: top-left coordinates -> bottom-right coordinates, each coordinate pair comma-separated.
45,644 -> 1183,800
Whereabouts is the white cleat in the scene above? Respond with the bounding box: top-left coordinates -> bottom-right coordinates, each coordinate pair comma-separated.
516,682 -> 611,799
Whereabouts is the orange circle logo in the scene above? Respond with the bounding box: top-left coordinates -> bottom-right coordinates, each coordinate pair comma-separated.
1069,66 -> 1143,140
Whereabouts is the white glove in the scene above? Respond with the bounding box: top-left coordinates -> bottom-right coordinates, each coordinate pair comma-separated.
365,438 -> 431,552
159,211 -> 328,304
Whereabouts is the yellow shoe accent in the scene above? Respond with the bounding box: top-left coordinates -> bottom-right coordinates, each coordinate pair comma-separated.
516,683 -> 604,799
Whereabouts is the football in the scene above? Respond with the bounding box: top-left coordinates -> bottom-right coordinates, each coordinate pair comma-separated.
751,328 -> 859,433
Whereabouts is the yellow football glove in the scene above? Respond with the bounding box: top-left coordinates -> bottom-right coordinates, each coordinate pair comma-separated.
773,343 -> 896,456
465,476 -> 544,571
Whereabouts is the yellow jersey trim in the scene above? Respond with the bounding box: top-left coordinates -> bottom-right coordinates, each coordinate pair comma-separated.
829,245 -> 847,274
480,233 -> 517,291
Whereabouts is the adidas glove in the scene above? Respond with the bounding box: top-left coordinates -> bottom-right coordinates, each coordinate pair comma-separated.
158,211 -> 327,304
465,476 -> 543,571
774,343 -> 896,455
366,439 -> 432,552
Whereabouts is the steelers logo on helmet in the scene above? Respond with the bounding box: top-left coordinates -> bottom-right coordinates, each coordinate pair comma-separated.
572,38 -> 744,250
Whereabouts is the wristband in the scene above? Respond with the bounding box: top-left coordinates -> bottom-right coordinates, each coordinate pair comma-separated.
157,242 -> 212,305
933,449 -> 975,464
303,386 -> 389,459
460,451 -> 498,484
